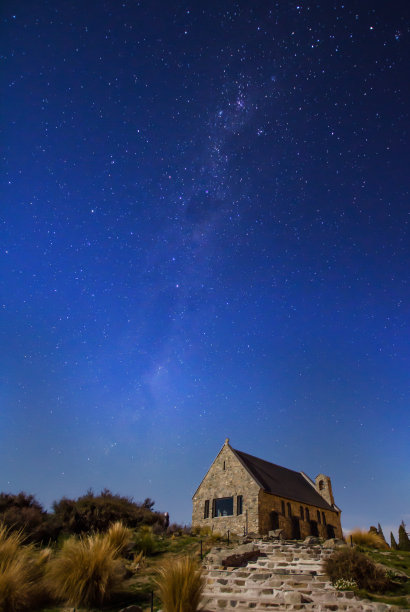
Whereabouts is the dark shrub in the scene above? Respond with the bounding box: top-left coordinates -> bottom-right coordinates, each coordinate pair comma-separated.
0,492 -> 60,544
323,548 -> 390,592
52,489 -> 166,534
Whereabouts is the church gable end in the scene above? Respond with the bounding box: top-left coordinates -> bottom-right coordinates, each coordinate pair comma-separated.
192,439 -> 260,533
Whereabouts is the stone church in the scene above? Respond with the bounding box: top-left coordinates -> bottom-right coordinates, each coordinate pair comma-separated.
192,439 -> 343,539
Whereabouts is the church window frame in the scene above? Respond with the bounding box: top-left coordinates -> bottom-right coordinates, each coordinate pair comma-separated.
204,500 -> 210,519
213,497 -> 234,517
237,495 -> 243,515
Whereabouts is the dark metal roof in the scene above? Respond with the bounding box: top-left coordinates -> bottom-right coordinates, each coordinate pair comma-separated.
232,448 -> 334,511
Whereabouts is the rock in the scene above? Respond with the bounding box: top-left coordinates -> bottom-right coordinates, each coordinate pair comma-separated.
283,591 -> 302,604
303,536 -> 320,545
222,549 -> 261,567
268,529 -> 285,540
323,538 -> 346,548
119,606 -> 143,612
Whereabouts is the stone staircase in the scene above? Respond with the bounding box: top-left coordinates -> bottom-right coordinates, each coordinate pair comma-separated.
201,540 -> 394,611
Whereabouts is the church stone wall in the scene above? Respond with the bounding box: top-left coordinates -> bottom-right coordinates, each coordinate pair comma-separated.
192,441 -> 260,535
192,442 -> 343,540
258,490 -> 343,539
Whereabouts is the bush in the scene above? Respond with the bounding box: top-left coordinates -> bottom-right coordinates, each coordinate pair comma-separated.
155,555 -> 204,612
45,530 -> 126,607
323,548 -> 390,592
0,492 -> 60,544
334,578 -> 358,590
0,523 -> 48,612
349,529 -> 388,550
52,489 -> 166,535
135,525 -> 156,555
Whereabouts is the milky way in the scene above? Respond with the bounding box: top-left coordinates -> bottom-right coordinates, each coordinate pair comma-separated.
1,2 -> 409,532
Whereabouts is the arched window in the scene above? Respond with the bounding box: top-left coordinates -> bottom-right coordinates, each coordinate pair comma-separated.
300,506 -> 304,520
281,501 -> 285,515
305,508 -> 310,521
322,512 -> 326,525
287,502 -> 292,517
318,480 -> 324,490
317,510 -> 321,524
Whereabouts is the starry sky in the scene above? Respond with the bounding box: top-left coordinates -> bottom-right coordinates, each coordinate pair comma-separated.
1,1 -> 409,534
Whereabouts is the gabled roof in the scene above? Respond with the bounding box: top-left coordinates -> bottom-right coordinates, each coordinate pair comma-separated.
232,448 -> 334,511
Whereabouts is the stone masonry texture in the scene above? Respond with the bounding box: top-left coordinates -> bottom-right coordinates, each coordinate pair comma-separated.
192,441 -> 343,539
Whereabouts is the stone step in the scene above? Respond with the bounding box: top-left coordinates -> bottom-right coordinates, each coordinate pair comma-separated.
201,540 -> 395,612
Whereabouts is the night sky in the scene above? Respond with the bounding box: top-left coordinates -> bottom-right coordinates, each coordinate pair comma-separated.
1,1 -> 409,535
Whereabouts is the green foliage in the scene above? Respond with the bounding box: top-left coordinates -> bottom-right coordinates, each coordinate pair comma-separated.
398,521 -> 410,551
323,547 -> 390,592
134,525 -> 156,555
391,532 -> 398,550
155,555 -> 204,612
52,488 -> 166,534
45,529 -> 127,607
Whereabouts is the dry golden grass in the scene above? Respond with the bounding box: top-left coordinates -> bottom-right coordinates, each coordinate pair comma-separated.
45,532 -> 126,607
349,529 -> 389,550
0,523 -> 47,612
104,521 -> 132,555
155,555 -> 205,612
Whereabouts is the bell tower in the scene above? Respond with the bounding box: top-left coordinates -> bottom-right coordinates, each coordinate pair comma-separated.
315,473 -> 335,506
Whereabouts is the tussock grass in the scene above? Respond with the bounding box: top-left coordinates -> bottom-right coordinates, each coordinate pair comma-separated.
350,529 -> 389,550
155,555 -> 204,612
45,532 -> 126,607
104,521 -> 132,555
0,523 -> 47,612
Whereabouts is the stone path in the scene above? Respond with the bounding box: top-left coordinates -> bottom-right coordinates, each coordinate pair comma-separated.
201,540 -> 396,611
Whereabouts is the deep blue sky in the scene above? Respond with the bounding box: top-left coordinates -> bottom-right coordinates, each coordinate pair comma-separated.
1,1 -> 409,535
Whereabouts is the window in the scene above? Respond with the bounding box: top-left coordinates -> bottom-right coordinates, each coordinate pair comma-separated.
300,506 -> 304,520
318,480 -> 324,490
223,461 -> 226,470
305,508 -> 310,521
281,501 -> 285,515
317,510 -> 321,524
213,497 -> 233,517
322,512 -> 326,525
204,500 -> 210,519
287,502 -> 292,517
237,495 -> 243,515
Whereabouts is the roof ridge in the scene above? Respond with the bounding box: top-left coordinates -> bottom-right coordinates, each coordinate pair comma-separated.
233,448 -> 303,476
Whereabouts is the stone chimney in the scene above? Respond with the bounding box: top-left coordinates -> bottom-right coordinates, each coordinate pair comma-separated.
315,474 -> 335,506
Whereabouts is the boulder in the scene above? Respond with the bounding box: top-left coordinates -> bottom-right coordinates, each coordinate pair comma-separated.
268,529 -> 285,540
284,591 -> 302,604
303,536 -> 320,545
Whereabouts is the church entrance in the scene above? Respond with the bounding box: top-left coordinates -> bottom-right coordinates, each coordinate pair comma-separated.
291,517 -> 301,539
310,520 -> 319,536
269,511 -> 279,530
326,524 -> 336,539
